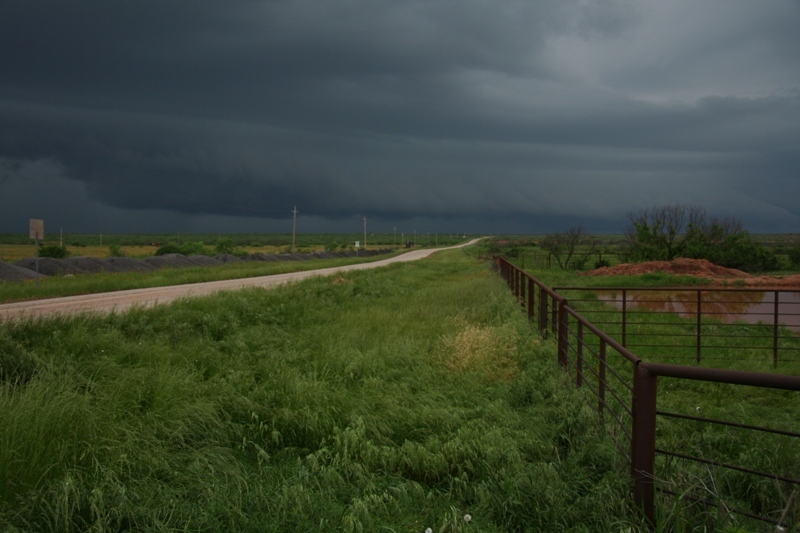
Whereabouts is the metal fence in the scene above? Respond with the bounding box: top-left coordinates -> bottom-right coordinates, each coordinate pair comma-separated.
496,257 -> 800,528
552,286 -> 800,367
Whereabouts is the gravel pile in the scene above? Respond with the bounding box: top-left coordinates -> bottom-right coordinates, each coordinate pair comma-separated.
187,255 -> 223,267
104,257 -> 158,273
0,260 -> 46,281
66,257 -> 123,273
241,253 -> 272,262
214,254 -> 242,263
143,253 -> 200,269
14,258 -> 87,276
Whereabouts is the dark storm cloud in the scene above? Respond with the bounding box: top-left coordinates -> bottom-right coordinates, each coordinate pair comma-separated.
1,0 -> 800,233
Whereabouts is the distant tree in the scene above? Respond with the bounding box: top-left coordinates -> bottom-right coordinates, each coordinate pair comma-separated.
625,204 -> 777,272
624,204 -> 705,261
540,225 -> 597,270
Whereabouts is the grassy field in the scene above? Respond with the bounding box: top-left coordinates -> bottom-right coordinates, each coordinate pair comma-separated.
0,249 -> 639,532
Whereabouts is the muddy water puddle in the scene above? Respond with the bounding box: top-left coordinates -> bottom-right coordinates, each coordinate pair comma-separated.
595,290 -> 800,330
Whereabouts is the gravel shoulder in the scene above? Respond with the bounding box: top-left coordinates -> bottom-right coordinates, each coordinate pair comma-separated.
0,241 -> 479,322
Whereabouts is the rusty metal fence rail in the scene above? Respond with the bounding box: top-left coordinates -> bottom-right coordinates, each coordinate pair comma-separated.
496,257 -> 800,528
552,286 -> 800,367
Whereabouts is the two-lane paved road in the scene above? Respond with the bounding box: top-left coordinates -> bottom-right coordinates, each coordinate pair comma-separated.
0,240 -> 481,321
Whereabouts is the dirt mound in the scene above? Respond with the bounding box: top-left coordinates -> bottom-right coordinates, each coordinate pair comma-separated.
584,257 -> 800,288
0,260 -> 46,281
585,258 -> 749,278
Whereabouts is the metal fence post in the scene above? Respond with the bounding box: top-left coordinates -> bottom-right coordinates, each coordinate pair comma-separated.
599,339 -> 606,422
558,300 -> 569,369
774,291 -> 779,368
576,322 -> 584,388
696,291 -> 702,365
631,363 -> 657,526
622,289 -> 627,347
527,276 -> 535,322
539,286 -> 548,337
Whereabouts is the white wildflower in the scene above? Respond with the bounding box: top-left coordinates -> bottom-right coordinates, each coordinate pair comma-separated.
464,514 -> 472,523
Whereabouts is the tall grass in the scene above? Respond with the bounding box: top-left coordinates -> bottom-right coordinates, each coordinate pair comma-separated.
0,251 -> 637,531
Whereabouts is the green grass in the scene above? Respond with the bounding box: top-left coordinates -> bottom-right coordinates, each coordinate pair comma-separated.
0,251 -> 406,305
0,250 -> 638,532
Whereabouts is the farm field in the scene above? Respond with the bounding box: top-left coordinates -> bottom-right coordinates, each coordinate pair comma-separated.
0,248 -> 638,531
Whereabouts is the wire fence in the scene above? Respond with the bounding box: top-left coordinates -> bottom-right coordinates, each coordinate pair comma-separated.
496,257 -> 800,528
552,287 -> 800,367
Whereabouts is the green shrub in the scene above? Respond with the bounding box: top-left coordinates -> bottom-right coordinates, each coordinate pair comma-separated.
594,258 -> 611,269
787,246 -> 800,268
214,238 -> 236,255
108,244 -> 125,257
155,241 -> 208,256
38,245 -> 69,259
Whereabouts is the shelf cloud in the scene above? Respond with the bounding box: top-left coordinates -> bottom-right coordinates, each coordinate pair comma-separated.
2,0 -> 799,234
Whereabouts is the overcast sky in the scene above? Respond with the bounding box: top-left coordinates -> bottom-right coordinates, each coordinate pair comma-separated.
1,0 -> 799,236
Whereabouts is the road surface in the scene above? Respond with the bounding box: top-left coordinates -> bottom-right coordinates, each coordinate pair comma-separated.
0,240 -> 481,321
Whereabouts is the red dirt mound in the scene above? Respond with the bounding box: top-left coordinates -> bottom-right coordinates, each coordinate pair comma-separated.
583,257 -> 800,288
584,258 -> 749,278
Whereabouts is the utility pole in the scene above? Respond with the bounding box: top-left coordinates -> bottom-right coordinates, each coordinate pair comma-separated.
292,205 -> 298,253
363,216 -> 367,249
